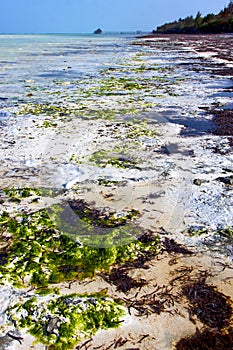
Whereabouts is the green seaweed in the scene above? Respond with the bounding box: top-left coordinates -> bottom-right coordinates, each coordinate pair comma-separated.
123,119 -> 157,139
15,50 -> 184,127
3,187 -> 41,198
188,227 -> 209,237
36,287 -> 60,296
93,76 -> 144,94
80,76 -> 154,99
2,187 -> 56,204
67,199 -> 139,228
97,178 -> 127,187
82,108 -> 117,120
100,62 -> 174,75
217,227 -> 233,238
16,103 -> 69,117
9,292 -> 125,350
43,120 -> 58,128
0,209 -> 161,287
188,226 -> 233,239
2,187 -> 42,203
89,149 -> 139,169
69,154 -> 84,165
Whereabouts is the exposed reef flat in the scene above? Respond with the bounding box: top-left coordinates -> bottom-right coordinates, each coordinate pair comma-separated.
136,33 -> 233,66
0,34 -> 232,349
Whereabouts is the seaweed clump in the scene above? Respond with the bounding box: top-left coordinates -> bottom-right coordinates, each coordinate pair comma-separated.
176,273 -> 233,350
104,266 -> 147,293
175,328 -> 233,350
0,209 -> 160,287
68,199 -> 139,228
2,187 -> 41,203
182,277 -> 232,329
122,284 -> 175,317
188,226 -> 233,256
103,232 -> 157,293
211,109 -> 233,136
89,149 -> 139,169
16,103 -> 70,117
9,292 -> 125,350
162,237 -> 193,255
188,226 -> 233,242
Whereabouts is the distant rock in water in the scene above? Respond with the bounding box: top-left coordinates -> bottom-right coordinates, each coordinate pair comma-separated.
93,28 -> 102,34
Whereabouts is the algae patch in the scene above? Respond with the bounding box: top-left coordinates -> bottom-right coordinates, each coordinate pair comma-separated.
89,149 -> 139,169
0,208 -> 160,287
2,187 -> 42,204
189,226 -> 233,238
187,226 -> 233,257
3,187 -> 41,198
68,199 -> 139,228
175,328 -> 233,350
16,103 -> 70,117
124,119 -> 157,139
8,292 -> 125,350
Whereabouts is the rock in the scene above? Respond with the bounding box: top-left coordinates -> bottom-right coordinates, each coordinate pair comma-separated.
93,28 -> 102,34
193,179 -> 205,186
216,175 -> 233,185
46,317 -> 60,334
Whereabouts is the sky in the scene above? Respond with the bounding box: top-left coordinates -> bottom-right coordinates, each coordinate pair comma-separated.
0,0 -> 230,33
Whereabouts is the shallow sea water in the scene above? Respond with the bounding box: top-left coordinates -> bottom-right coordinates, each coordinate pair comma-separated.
0,35 -> 122,98
0,33 -> 228,101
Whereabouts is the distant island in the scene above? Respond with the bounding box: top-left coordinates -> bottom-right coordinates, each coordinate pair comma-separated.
93,28 -> 102,34
153,1 -> 233,34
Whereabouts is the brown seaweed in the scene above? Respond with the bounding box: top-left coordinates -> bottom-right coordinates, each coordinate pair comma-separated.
68,199 -> 139,228
175,328 -> 233,350
123,285 -> 176,316
182,278 -> 232,329
211,109 -> 233,136
103,266 -> 147,293
163,238 -> 193,255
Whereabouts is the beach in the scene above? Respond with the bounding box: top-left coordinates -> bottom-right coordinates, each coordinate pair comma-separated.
0,33 -> 232,349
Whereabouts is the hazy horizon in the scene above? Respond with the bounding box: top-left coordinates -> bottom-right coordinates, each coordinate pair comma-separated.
0,0 -> 230,34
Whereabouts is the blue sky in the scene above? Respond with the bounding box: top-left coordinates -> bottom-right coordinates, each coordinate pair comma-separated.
0,0 -> 230,33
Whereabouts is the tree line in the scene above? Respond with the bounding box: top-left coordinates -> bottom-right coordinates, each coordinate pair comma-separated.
154,1 -> 233,34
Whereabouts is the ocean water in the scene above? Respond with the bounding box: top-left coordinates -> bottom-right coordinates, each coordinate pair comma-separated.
0,34 -> 138,101
0,33 -> 230,126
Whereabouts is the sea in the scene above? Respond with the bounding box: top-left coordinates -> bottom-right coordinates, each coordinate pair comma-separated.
0,33 -> 139,100
0,33 -> 231,131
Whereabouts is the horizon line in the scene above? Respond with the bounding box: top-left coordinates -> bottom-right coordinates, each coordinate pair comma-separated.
0,30 -> 150,35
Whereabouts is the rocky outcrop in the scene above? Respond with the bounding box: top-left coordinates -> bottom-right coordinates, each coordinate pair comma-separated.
93,28 -> 102,34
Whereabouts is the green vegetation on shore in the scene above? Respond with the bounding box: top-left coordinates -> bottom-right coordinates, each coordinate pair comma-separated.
9,292 -> 125,350
154,1 -> 233,34
16,53 -> 185,125
0,207 -> 160,288
188,226 -> 233,238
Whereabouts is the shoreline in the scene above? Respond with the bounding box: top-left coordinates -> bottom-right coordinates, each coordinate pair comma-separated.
134,33 -> 233,68
0,33 -> 232,349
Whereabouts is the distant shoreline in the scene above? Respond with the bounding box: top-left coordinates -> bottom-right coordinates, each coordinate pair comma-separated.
150,1 -> 233,35
136,32 -> 233,39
